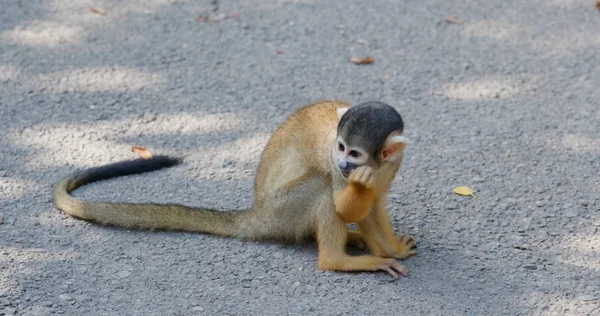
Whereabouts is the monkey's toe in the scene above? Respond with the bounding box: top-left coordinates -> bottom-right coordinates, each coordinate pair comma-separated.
392,234 -> 418,259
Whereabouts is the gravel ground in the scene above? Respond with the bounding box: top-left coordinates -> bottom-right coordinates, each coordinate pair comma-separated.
1,0 -> 599,315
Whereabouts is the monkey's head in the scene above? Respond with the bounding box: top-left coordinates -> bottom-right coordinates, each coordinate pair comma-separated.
334,101 -> 408,178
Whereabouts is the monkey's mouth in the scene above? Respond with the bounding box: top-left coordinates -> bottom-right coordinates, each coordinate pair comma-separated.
340,170 -> 351,178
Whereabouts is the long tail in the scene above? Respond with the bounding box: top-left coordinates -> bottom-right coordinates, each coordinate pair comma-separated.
53,156 -> 250,238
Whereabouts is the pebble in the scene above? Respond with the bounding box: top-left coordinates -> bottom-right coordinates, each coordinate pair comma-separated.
273,252 -> 284,259
577,295 -> 599,302
117,271 -> 131,278
471,176 -> 485,183
74,295 -> 92,303
57,294 -> 74,302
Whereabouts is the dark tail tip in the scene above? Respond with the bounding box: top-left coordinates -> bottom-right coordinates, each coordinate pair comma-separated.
69,155 -> 183,189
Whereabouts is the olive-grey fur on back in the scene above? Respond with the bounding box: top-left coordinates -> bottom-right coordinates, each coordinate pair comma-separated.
337,101 -> 404,157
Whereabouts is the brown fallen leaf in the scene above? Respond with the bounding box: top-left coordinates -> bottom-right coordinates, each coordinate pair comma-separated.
131,146 -> 153,160
445,15 -> 463,24
276,49 -> 283,54
349,56 -> 374,65
90,8 -> 105,15
196,16 -> 212,22
597,0 -> 600,11
0,217 -> 3,225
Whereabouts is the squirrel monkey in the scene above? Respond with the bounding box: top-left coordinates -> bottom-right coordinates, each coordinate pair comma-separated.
54,100 -> 416,278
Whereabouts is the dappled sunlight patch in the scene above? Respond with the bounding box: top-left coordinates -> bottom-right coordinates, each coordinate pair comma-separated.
214,133 -> 271,164
561,134 -> 600,152
558,235 -> 600,271
538,133 -> 600,153
0,246 -> 80,265
542,0 -> 590,8
438,75 -> 536,101
463,20 -> 526,41
463,20 -> 599,57
1,22 -> 82,47
0,177 -> 40,202
0,65 -> 21,81
138,113 -> 242,136
7,112 -> 243,169
184,133 -> 271,181
33,66 -> 163,93
531,31 -> 600,57
520,290 -> 600,315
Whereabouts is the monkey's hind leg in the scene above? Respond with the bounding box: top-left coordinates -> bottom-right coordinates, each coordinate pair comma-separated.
316,207 -> 408,279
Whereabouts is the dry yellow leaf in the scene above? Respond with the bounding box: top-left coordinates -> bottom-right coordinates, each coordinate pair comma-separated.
131,146 -> 153,160
453,186 -> 476,198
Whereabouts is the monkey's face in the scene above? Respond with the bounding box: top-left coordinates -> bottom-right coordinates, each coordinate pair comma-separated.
335,136 -> 373,178
334,101 -> 408,178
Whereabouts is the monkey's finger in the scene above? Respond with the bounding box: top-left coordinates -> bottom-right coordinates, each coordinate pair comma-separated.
347,168 -> 360,182
353,166 -> 366,180
365,175 -> 375,189
359,167 -> 372,185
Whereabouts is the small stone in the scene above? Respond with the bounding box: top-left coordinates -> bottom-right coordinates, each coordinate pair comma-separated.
487,288 -> 499,295
191,306 -> 204,311
273,252 -> 284,259
73,295 -> 92,303
563,209 -> 578,218
446,203 -> 458,210
57,294 -> 73,302
42,301 -> 53,307
471,176 -> 485,183
117,271 -> 131,278
577,295 -> 599,302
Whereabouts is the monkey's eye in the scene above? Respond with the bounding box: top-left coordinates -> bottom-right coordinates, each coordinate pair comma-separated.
349,150 -> 361,158
338,143 -> 345,152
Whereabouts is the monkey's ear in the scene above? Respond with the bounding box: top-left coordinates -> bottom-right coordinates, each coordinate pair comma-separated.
381,135 -> 409,162
337,108 -> 349,120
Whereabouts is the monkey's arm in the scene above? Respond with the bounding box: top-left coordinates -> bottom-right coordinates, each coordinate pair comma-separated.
334,167 -> 376,223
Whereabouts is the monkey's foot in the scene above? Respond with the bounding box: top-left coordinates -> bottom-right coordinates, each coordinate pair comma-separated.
348,166 -> 375,189
346,230 -> 366,250
377,259 -> 409,279
318,255 -> 408,279
392,234 -> 417,259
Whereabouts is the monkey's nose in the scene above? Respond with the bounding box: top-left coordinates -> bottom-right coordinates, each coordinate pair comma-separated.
337,161 -> 349,171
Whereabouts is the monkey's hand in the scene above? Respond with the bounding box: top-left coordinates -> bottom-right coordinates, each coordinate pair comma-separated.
335,166 -> 377,223
347,165 -> 376,190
